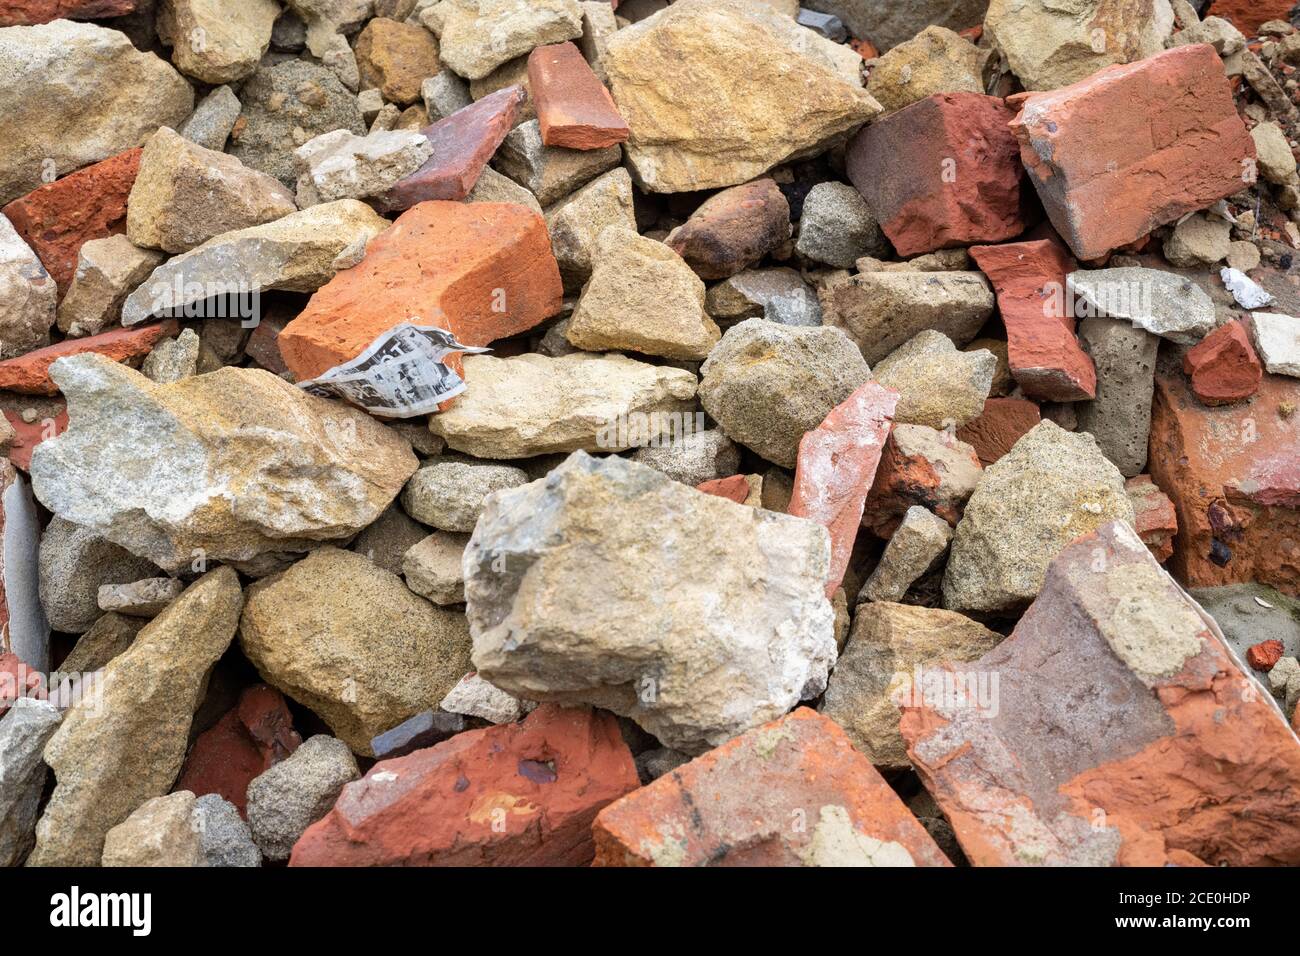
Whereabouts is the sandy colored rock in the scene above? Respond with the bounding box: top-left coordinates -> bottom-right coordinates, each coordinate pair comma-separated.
30,355 -> 417,572
101,791 -> 205,867
422,0 -> 582,79
28,568 -> 242,867
700,319 -> 870,467
430,352 -> 698,458
127,127 -> 297,255
466,452 -> 836,754
0,21 -> 193,207
867,26 -> 986,114
122,200 -> 390,327
567,228 -> 721,360
165,0 -> 279,84
1164,212 -> 1232,268
56,236 -> 164,338
821,270 -> 994,365
281,201 -> 562,384
1010,45 -> 1255,261
823,602 -> 1001,765
904,520 -> 1300,866
593,707 -> 952,866
401,457 -> 529,532
403,531 -> 469,604
544,167 -> 635,289
986,0 -> 1174,91
241,548 -> 471,755
943,421 -> 1134,614
1251,121 -> 1298,185
603,0 -> 880,192
874,331 -> 995,431
665,178 -> 791,280
860,507 -> 954,603
0,214 -> 57,359
292,704 -> 638,866
355,16 -> 442,105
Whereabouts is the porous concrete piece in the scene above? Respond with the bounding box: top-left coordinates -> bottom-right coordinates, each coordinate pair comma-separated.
699,318 -> 872,468
465,452 -> 837,754
1076,316 -> 1159,478
820,270 -> 994,364
38,516 -> 159,635
630,430 -> 741,487
245,734 -> 360,861
943,421 -> 1135,614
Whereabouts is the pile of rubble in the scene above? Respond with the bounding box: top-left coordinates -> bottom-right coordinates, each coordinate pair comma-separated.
2,0 -> 1300,868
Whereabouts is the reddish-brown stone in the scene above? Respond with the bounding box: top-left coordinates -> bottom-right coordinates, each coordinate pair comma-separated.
279,201 -> 563,383
1010,45 -> 1255,262
955,396 -> 1041,467
0,322 -> 178,396
789,381 -> 899,598
1,148 -> 141,296
289,705 -> 639,866
374,85 -> 525,213
0,652 -> 44,718
846,92 -> 1029,257
176,685 -> 301,816
1126,474 -> 1178,564
862,423 -> 983,537
244,314 -> 291,378
1208,0 -> 1294,37
1183,320 -> 1262,407
1248,639 -> 1285,672
4,407 -> 66,473
696,474 -> 750,504
969,239 -> 1096,401
1149,361 -> 1300,595
901,520 -> 1300,867
664,178 -> 791,280
0,0 -> 135,26
593,708 -> 951,867
529,42 -> 629,150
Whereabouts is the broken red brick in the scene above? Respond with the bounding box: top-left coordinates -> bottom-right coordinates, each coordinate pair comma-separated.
1183,320 -> 1262,406
664,177 -> 791,280
4,407 -> 66,473
1010,45 -> 1256,262
593,708 -> 951,867
244,314 -> 291,378
375,85 -> 525,213
279,201 -> 563,383
1126,474 -> 1178,564
862,423 -> 983,537
901,520 -> 1300,866
955,396 -> 1042,467
1208,0 -> 1294,38
696,474 -> 751,504
0,148 -> 141,295
290,705 -> 639,866
969,239 -> 1096,401
0,0 -> 135,26
1248,639 -> 1285,671
847,92 -> 1028,257
789,381 -> 899,597
1149,361 -> 1300,595
0,652 -> 44,718
176,685 -> 301,816
0,321 -> 178,396
528,41 -> 629,150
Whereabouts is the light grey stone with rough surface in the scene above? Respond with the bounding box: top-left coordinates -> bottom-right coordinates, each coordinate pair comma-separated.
705,267 -> 822,328
193,793 -> 262,867
0,698 -> 60,867
246,735 -> 360,861
1250,312 -> 1300,377
401,458 -> 530,532
796,181 -> 889,268
466,451 -> 837,754
860,506 -> 952,603
1067,267 -> 1216,345
0,214 -> 56,359
439,672 -> 531,723
39,516 -> 159,634
97,577 -> 185,617
631,429 -> 741,487
179,86 -> 243,152
293,128 -> 433,205
802,0 -> 989,52
422,70 -> 473,119
873,330 -> 994,430
142,328 -> 201,384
